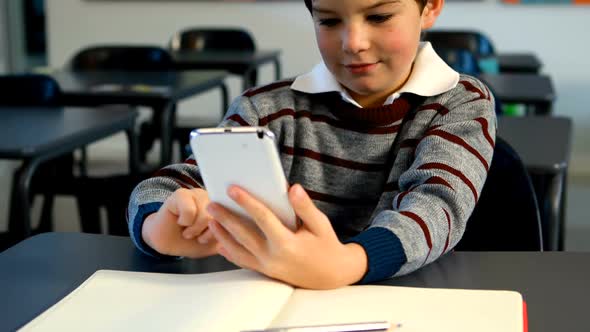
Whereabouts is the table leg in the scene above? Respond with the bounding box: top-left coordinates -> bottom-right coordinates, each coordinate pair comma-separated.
153,102 -> 175,166
8,159 -> 42,241
242,66 -> 256,92
220,82 -> 229,118
125,128 -> 140,174
273,57 -> 282,81
534,171 -> 566,251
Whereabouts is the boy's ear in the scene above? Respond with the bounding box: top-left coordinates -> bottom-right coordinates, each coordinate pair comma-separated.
421,0 -> 444,30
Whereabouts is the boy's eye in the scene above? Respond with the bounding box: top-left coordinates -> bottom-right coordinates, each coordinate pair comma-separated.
318,18 -> 340,27
367,14 -> 393,24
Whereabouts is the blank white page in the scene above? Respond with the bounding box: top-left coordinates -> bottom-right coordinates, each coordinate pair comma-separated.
20,269 -> 294,332
272,285 -> 523,332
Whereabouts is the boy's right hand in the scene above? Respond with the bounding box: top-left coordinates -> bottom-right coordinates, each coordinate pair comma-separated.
141,188 -> 218,258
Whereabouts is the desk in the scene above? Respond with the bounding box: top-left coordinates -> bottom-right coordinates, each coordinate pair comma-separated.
498,116 -> 573,251
497,53 -> 543,74
0,106 -> 138,241
1,232 -> 589,332
479,73 -> 555,115
51,70 -> 229,166
171,50 -> 281,91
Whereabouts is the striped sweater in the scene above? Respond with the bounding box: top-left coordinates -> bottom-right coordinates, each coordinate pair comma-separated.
127,74 -> 496,283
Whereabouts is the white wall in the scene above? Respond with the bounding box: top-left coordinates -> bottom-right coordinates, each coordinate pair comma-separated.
46,0 -> 590,175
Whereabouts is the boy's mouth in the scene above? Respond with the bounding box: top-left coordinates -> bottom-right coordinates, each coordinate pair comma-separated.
345,62 -> 378,74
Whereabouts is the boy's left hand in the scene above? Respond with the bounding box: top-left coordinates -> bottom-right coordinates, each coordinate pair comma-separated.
207,184 -> 368,290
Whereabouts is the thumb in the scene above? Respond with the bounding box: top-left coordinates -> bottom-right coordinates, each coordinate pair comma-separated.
288,184 -> 331,235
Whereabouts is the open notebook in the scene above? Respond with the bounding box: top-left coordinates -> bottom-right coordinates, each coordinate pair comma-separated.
20,269 -> 525,332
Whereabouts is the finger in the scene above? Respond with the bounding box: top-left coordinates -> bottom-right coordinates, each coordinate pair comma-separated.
164,189 -> 198,227
227,185 -> 290,241
209,219 -> 259,270
288,184 -> 331,235
197,228 -> 215,244
207,203 -> 264,256
172,236 -> 217,258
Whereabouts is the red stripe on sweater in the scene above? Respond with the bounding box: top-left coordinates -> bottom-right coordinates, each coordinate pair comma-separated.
425,129 -> 490,171
418,162 -> 478,201
459,80 -> 486,100
258,108 -> 401,135
474,117 -> 495,148
243,80 -> 294,97
442,208 -> 451,253
227,114 -> 250,126
305,188 -> 377,206
184,158 -> 197,165
400,211 -> 433,249
396,176 -> 454,208
425,176 -> 454,190
280,146 -> 386,172
153,168 -> 199,188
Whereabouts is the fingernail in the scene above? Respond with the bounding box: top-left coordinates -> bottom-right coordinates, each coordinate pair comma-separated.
228,186 -> 239,199
291,184 -> 304,198
207,204 -> 217,215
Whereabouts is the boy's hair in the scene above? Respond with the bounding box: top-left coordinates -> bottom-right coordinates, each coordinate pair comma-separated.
304,0 -> 429,12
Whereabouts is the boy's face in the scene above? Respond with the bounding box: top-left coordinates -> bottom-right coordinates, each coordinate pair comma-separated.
311,0 -> 441,106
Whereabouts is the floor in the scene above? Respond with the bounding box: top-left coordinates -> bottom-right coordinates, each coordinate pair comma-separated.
1,132 -> 589,252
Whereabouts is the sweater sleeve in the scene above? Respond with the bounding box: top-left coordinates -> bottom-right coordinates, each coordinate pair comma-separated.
126,95 -> 260,258
347,76 -> 497,282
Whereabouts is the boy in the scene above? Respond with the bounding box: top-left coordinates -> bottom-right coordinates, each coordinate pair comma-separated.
128,0 -> 495,289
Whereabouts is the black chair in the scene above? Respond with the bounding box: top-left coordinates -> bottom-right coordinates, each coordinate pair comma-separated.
67,46 -> 173,234
0,74 -> 62,106
424,30 -> 495,59
169,27 -> 257,85
456,136 -> 543,251
0,74 -> 73,246
69,45 -> 175,161
169,28 -> 256,158
70,45 -> 173,71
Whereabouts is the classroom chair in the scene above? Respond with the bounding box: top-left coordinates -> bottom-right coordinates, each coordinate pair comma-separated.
66,45 -> 175,234
169,27 -> 257,158
423,29 -> 499,74
70,45 -> 173,71
69,45 -> 174,162
169,27 -> 257,85
456,136 -> 543,251
0,74 -> 78,239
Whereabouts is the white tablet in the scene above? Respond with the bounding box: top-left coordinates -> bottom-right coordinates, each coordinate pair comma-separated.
190,127 -> 297,231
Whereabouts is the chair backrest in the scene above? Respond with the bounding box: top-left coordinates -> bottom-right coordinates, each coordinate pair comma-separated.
455,136 -> 543,251
169,28 -> 256,52
0,74 -> 62,106
423,30 -> 496,57
435,47 -> 481,76
70,45 -> 173,71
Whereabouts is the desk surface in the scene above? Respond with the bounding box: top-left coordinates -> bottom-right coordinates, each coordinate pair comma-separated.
0,106 -> 137,159
1,232 -> 589,332
479,73 -> 555,105
497,53 -> 542,73
498,116 -> 572,173
52,69 -> 227,106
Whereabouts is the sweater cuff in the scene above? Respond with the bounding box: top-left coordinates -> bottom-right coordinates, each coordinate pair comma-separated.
344,227 -> 407,283
129,202 -> 179,260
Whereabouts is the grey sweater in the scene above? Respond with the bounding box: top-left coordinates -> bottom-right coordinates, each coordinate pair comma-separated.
127,75 -> 496,283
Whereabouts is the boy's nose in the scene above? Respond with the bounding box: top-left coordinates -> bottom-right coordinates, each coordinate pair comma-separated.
341,24 -> 370,54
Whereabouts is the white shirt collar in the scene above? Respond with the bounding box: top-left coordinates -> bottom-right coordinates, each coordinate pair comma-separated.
291,42 -> 459,108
